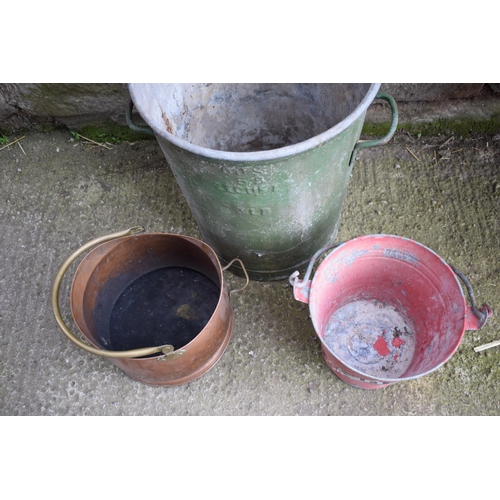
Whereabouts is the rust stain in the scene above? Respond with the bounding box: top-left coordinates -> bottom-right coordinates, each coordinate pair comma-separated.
162,111 -> 173,134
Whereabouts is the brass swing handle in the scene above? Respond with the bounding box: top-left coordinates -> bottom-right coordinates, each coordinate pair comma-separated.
52,227 -> 250,359
51,226 -> 175,359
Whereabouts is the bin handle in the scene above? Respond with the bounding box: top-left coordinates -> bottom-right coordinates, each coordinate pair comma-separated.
51,226 -> 177,359
126,100 -> 155,136
349,93 -> 398,166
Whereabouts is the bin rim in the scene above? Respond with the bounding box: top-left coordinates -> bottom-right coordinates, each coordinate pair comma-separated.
128,83 -> 381,162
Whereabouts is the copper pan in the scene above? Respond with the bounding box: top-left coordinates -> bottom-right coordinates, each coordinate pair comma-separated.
52,227 -> 248,386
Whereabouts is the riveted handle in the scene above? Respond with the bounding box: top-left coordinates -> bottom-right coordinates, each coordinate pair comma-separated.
51,226 -> 175,359
349,93 -> 398,166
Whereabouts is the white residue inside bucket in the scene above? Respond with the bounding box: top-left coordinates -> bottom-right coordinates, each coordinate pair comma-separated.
324,300 -> 415,379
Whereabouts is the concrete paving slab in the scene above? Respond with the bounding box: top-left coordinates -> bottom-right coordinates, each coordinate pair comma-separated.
1,129 -> 499,415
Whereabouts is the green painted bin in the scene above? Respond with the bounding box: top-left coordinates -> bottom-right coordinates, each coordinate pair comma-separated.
128,84 -> 397,281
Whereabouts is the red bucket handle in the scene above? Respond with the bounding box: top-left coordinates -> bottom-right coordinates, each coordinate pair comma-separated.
449,265 -> 492,330
289,242 -> 345,303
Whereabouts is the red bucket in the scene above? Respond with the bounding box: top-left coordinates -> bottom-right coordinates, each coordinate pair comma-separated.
290,235 -> 492,389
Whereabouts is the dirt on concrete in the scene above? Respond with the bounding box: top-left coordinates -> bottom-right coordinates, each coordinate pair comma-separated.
0,129 -> 499,415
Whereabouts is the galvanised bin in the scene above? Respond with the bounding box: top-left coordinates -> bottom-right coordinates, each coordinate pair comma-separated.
128,83 -> 397,280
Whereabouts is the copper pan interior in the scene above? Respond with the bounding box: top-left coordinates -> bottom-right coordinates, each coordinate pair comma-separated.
80,234 -> 222,355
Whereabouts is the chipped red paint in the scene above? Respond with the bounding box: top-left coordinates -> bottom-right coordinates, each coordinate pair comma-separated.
391,337 -> 405,348
373,336 -> 391,356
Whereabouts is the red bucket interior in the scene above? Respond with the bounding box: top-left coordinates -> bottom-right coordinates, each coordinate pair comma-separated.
309,235 -> 467,381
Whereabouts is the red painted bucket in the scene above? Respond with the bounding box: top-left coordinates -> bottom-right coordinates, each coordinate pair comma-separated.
290,235 -> 492,389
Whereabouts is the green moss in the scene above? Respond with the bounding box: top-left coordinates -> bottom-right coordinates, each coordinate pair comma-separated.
363,115 -> 500,137
74,121 -> 154,143
1,122 -> 152,143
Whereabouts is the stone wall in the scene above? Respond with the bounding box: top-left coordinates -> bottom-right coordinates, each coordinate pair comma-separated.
0,83 -> 128,130
0,83 -> 498,132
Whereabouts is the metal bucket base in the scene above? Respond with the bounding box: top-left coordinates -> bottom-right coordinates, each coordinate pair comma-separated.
324,299 -> 416,380
321,350 -> 393,390
98,266 -> 220,352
